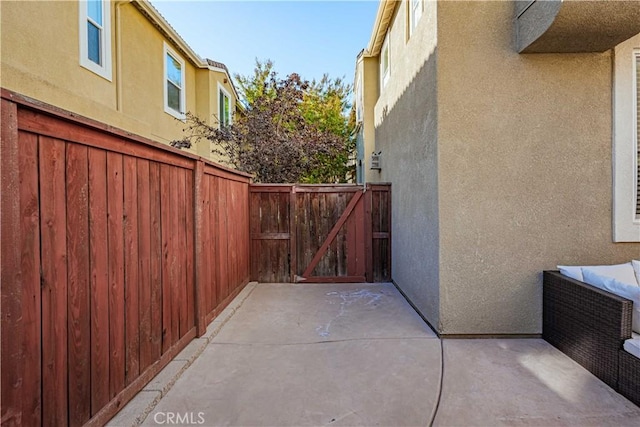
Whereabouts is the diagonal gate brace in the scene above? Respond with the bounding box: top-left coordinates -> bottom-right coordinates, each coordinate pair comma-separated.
301,190 -> 363,278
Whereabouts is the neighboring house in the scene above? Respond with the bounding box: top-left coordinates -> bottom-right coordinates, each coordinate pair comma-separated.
355,0 -> 640,335
0,0 -> 239,160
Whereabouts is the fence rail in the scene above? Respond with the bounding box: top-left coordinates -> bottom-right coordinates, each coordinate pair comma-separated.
1,90 -> 251,426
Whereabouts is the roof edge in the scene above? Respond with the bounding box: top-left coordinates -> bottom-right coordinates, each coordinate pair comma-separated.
366,0 -> 399,57
133,1 -> 240,100
133,0 -> 206,67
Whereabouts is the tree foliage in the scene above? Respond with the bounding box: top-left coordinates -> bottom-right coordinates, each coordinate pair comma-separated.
172,59 -> 355,183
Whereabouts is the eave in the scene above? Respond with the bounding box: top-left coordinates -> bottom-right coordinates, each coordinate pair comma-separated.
516,0 -> 640,53
365,0 -> 400,57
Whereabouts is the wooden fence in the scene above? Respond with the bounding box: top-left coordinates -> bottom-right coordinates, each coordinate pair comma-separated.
250,184 -> 391,283
0,90 -> 251,426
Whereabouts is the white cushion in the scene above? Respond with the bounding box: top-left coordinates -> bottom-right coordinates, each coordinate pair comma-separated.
557,262 -> 638,285
624,333 -> 640,359
633,260 -> 640,285
557,266 -> 584,281
582,263 -> 638,286
582,269 -> 640,333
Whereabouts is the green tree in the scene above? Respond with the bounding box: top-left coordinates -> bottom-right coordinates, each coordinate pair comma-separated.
173,60 -> 355,183
234,58 -> 276,107
300,74 -> 355,183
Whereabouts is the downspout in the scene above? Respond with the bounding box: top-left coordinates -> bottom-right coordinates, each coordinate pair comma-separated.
114,1 -> 132,112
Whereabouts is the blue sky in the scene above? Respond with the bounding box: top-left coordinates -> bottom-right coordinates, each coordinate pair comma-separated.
150,0 -> 380,86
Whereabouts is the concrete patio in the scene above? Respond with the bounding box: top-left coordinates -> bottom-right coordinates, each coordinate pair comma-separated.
108,282 -> 640,426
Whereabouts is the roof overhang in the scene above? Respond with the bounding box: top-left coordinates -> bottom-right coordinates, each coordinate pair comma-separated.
365,0 -> 399,57
516,0 -> 640,53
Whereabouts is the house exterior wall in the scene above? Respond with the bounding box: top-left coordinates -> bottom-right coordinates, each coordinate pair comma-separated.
0,1 -> 235,159
354,55 -> 380,184
370,1 -> 441,329
364,0 -> 640,335
436,0 -> 639,335
362,56 -> 380,182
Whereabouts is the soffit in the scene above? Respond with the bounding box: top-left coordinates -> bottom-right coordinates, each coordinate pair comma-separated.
367,1 -> 400,57
517,0 -> 640,53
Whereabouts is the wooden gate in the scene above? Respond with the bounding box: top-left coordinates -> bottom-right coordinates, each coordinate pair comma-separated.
250,184 -> 391,283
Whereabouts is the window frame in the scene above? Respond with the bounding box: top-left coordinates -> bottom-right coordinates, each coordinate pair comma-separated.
381,34 -> 390,89
355,61 -> 364,123
163,42 -> 186,120
218,83 -> 232,127
613,36 -> 640,242
408,0 -> 423,39
78,0 -> 112,81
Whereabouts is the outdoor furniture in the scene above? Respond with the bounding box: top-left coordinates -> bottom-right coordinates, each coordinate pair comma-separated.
619,342 -> 640,406
543,270 -> 640,405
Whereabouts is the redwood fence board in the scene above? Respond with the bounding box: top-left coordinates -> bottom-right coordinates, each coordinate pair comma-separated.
66,143 -> 91,427
137,159 -> 153,372
148,162 -> 163,365
123,156 -> 140,386
1,98 -> 24,427
19,131 -> 42,427
106,152 -> 126,400
88,147 -> 110,415
1,92 -> 251,427
39,137 -> 69,427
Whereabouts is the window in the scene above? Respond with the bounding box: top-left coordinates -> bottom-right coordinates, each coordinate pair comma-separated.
164,43 -> 186,120
381,35 -> 390,88
79,0 -> 112,80
355,63 -> 364,123
218,84 -> 231,127
408,0 -> 423,38
613,35 -> 640,242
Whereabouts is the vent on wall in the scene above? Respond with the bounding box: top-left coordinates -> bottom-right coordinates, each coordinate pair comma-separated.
371,151 -> 382,170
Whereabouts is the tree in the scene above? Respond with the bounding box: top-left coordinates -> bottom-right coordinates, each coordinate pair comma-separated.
234,58 -> 276,107
172,60 -> 355,183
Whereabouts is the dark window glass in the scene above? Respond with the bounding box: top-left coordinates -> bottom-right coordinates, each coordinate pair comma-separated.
88,22 -> 101,65
168,82 -> 180,112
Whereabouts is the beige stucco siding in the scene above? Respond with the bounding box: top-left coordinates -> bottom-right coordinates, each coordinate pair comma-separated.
118,3 -> 189,146
1,0 -> 118,113
1,1 -> 235,159
436,1 -> 640,334
361,56 -> 379,182
373,1 -> 441,329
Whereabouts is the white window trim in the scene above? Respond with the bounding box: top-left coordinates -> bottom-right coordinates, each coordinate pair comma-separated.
408,0 -> 423,39
163,42 -> 186,120
355,62 -> 364,123
78,0 -> 112,81
381,34 -> 390,88
613,35 -> 640,242
217,83 -> 232,127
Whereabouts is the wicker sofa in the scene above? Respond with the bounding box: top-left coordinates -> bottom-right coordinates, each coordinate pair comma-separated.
543,270 -> 640,405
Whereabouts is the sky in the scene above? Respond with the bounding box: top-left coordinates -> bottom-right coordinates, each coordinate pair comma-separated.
150,0 -> 380,86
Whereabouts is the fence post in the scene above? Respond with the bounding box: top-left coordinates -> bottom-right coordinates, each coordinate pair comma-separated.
193,160 -> 206,337
364,184 -> 373,283
1,98 -> 24,424
289,185 -> 297,282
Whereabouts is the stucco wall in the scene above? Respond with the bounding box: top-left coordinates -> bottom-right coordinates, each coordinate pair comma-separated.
118,3 -> 194,145
1,1 -> 118,115
373,1 -> 441,329
436,1 -> 640,334
0,1 -> 233,159
362,56 -> 379,182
